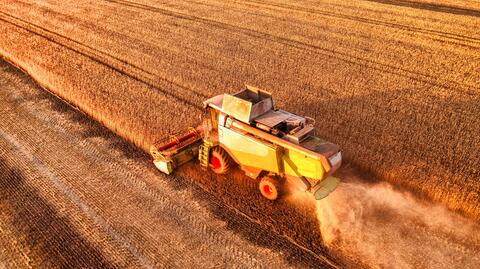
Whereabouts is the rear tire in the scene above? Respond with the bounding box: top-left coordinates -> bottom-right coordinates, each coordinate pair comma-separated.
259,175 -> 282,200
209,147 -> 232,174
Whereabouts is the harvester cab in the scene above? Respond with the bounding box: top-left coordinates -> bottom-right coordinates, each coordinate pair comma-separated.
150,85 -> 342,201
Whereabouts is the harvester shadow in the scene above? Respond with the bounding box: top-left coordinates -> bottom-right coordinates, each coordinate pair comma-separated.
0,157 -> 118,268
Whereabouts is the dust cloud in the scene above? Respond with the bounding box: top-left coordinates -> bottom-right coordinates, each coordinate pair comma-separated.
315,180 -> 480,269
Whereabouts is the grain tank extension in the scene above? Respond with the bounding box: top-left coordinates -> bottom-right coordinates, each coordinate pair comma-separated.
150,85 -> 342,200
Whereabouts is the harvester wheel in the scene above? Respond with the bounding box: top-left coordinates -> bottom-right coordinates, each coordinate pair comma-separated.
259,176 -> 282,200
209,147 -> 231,174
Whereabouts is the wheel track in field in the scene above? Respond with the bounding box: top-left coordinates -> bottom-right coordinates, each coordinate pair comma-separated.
181,0 -> 480,79
240,0 -> 480,45
0,64 -> 338,268
13,0 -> 240,94
7,0 -> 225,85
314,0 -> 476,28
365,0 -> 480,18
2,1 -> 478,98
9,0 -> 289,73
0,11 -> 206,111
189,0 -> 480,48
183,0 -> 454,57
103,0 -> 479,95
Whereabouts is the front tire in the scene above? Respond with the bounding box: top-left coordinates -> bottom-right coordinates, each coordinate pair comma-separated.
209,147 -> 232,174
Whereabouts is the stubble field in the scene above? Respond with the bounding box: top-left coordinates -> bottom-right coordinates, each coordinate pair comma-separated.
0,0 -> 479,267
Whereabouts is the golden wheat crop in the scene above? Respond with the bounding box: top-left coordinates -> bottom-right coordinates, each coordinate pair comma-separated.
0,0 -> 479,221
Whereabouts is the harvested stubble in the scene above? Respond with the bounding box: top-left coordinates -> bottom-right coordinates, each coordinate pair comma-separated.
0,0 -> 479,221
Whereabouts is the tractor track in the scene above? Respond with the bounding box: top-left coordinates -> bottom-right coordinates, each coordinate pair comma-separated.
0,10 -> 206,111
364,0 -> 480,18
0,58 -> 336,268
103,0 -> 479,95
239,0 -> 480,45
6,0 -> 252,88
4,0 -> 477,98
3,0 -> 479,102
188,0 -> 480,47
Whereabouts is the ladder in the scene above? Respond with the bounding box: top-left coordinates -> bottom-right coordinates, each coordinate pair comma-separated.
198,139 -> 213,168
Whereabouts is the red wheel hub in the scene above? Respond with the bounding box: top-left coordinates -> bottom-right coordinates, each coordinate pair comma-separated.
210,155 -> 221,169
263,185 -> 272,196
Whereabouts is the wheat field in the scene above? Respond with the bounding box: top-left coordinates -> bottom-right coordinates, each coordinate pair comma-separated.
0,0 -> 479,222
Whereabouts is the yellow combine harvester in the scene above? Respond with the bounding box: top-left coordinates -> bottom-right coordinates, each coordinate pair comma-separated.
150,86 -> 342,200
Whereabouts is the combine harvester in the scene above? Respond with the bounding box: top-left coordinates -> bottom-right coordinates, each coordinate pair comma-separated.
150,86 -> 342,200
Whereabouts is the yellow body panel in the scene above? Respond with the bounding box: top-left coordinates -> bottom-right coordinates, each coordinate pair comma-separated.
282,148 -> 324,180
218,126 -> 281,173
219,125 -> 325,180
